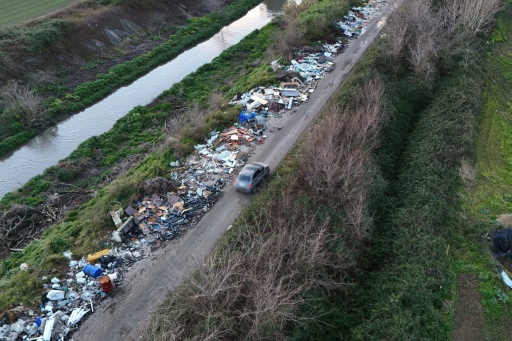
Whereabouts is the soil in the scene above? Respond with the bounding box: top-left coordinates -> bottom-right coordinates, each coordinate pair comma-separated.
452,274 -> 484,341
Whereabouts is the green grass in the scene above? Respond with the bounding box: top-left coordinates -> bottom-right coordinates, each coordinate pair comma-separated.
0,0 -> 80,26
451,2 -> 512,339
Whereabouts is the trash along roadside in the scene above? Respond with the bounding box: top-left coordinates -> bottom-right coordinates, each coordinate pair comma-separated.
0,2 -> 387,340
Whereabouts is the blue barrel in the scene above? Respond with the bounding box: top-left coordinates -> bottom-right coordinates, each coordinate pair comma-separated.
83,264 -> 102,278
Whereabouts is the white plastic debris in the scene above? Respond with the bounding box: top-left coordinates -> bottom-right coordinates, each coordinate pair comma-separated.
80,291 -> 94,300
66,291 -> 79,300
50,277 -> 60,284
112,231 -> 123,243
19,263 -> 29,271
46,290 -> 65,301
42,317 -> 54,341
67,308 -> 90,327
25,322 -> 38,336
500,269 -> 512,288
11,320 -> 25,333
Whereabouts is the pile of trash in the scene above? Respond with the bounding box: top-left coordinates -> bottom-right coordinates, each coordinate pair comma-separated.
110,126 -> 265,246
230,41 -> 347,115
338,1 -> 386,37
1,248 -> 140,340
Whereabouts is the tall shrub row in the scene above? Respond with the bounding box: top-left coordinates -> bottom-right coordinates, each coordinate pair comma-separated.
353,41 -> 485,340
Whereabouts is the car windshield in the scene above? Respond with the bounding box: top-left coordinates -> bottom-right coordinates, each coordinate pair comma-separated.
238,174 -> 252,182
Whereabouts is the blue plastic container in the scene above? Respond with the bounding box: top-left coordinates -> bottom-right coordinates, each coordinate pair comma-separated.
83,264 -> 102,278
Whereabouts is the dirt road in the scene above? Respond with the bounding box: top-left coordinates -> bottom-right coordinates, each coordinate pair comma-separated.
74,3 -> 397,340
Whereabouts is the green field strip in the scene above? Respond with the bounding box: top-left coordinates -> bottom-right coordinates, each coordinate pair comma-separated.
0,0 -> 77,21
0,0 -> 79,26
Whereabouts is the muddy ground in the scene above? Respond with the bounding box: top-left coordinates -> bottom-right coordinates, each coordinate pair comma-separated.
452,274 -> 484,341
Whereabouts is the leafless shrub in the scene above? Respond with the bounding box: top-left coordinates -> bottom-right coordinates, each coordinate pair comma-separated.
181,111 -> 209,142
300,79 -> 385,238
266,21 -> 304,60
0,80 -> 44,126
383,0 -> 500,77
208,92 -> 225,111
57,50 -> 85,67
44,183 -> 95,217
57,157 -> 94,174
0,205 -> 46,253
144,196 -> 350,340
381,10 -> 409,60
167,135 -> 194,159
301,79 -> 385,199
29,70 -> 57,88
443,0 -> 501,34
385,0 -> 444,77
105,154 -> 146,182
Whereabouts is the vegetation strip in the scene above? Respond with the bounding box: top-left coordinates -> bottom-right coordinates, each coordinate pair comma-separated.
451,1 -> 512,339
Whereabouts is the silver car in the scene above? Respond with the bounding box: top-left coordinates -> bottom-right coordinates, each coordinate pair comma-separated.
234,162 -> 270,193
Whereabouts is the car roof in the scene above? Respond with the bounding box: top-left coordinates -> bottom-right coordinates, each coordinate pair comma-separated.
239,164 -> 260,176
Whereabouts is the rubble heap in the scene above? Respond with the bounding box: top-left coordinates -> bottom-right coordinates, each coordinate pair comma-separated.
338,1 -> 386,37
1,248 -> 141,341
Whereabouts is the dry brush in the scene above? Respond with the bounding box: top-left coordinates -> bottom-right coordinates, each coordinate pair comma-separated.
144,189 -> 351,340
301,78 -> 386,239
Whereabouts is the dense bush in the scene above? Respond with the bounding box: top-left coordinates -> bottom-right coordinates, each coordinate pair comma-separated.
353,41 -> 484,340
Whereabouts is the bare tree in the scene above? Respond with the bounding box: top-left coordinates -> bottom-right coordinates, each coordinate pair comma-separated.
266,21 -> 304,60
300,79 -> 385,239
381,10 -> 409,60
0,80 -> 44,127
443,0 -> 501,34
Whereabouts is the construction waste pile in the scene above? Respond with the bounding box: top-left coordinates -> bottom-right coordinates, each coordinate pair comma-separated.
229,43 -> 341,114
1,248 -> 137,341
338,1 -> 386,37
0,124 -> 267,341
229,2 -> 385,117
0,2 -> 389,340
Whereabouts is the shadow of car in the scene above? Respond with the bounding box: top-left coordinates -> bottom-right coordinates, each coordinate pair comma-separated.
234,162 -> 270,193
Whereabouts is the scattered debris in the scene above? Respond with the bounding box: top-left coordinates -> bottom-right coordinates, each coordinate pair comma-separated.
337,2 -> 384,38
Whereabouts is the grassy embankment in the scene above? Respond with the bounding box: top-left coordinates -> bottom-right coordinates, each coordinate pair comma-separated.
0,0 -> 80,26
143,0 -> 502,339
449,1 -> 512,339
0,0 -> 263,156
